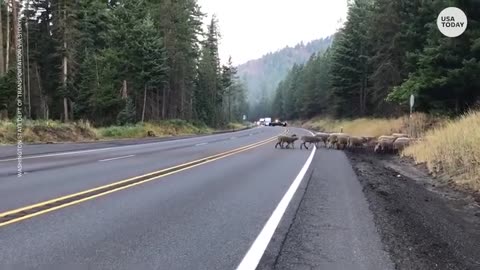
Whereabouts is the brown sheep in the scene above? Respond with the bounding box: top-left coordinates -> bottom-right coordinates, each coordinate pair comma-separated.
392,133 -> 409,138
347,136 -> 367,149
327,134 -> 338,149
374,135 -> 396,154
314,132 -> 330,147
327,133 -> 349,149
393,137 -> 411,153
363,136 -> 376,142
300,136 -> 322,149
275,135 -> 298,149
374,139 -> 394,154
365,138 -> 378,150
378,135 -> 396,142
336,135 -> 349,150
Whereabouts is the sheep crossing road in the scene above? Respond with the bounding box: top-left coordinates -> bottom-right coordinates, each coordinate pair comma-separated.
277,131 -> 414,155
0,126 -> 394,269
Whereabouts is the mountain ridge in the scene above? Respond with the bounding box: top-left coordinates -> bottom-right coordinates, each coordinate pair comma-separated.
237,36 -> 333,106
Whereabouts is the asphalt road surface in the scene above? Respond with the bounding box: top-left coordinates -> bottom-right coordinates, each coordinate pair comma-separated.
0,126 -> 393,270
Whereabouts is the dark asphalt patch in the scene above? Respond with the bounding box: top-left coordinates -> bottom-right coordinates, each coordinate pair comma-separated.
347,152 -> 480,270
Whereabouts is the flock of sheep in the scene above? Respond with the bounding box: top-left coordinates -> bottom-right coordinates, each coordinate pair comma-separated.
275,131 -> 414,154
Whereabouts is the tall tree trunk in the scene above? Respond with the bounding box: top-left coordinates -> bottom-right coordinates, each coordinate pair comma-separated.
94,54 -> 100,87
0,4 -> 4,119
142,84 -> 147,122
162,88 -> 166,119
121,80 -> 128,99
156,88 -> 160,120
11,0 -> 16,52
5,0 -> 9,71
26,4 -> 31,119
34,62 -> 47,119
0,3 -> 4,76
69,99 -> 74,120
63,97 -> 68,121
62,7 -> 69,122
228,92 -> 231,123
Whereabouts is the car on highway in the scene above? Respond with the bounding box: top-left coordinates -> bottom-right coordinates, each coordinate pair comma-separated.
269,119 -> 287,127
264,117 -> 272,126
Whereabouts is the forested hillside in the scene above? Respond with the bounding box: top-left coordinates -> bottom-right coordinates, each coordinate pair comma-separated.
0,0 -> 248,128
271,0 -> 480,120
237,37 -> 332,120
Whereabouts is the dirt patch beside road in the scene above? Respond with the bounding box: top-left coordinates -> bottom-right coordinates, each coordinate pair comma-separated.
347,151 -> 480,270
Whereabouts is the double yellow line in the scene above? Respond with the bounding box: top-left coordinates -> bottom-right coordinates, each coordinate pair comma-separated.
0,132 -> 286,228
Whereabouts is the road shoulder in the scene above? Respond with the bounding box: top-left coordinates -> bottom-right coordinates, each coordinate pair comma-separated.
258,149 -> 393,270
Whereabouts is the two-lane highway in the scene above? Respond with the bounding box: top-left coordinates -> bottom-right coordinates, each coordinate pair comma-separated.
0,127 -> 315,269
0,127 -> 282,212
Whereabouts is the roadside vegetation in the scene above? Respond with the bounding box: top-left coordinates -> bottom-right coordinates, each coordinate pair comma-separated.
96,120 -> 212,139
0,120 -> 96,144
301,113 -> 442,138
0,119 -> 225,144
403,111 -> 480,192
0,1 -> 248,131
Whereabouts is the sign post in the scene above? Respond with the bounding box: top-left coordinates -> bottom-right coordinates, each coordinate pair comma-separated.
409,94 -> 415,137
410,94 -> 415,117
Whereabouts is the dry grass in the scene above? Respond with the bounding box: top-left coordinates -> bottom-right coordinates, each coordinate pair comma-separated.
224,122 -> 247,130
301,113 -> 442,138
304,117 -> 404,137
302,113 -> 443,137
403,111 -> 480,192
0,120 -> 96,144
0,119 -> 212,144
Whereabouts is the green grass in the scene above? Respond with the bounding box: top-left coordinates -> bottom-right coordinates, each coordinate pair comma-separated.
96,120 -> 212,139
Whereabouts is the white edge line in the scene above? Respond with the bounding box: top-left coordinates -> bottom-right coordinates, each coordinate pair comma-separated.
195,143 -> 208,146
98,155 -> 135,162
0,127 -> 261,163
236,130 -> 316,270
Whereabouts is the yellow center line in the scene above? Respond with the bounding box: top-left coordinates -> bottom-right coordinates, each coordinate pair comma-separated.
0,130 -> 288,227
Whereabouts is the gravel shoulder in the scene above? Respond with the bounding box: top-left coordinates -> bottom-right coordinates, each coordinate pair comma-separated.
347,151 -> 480,270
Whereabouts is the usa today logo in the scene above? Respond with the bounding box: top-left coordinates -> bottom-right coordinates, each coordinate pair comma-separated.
437,7 -> 467,37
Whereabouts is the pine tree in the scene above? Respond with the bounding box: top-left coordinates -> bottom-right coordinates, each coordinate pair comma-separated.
329,0 -> 373,118
196,16 -> 222,127
389,0 -> 480,114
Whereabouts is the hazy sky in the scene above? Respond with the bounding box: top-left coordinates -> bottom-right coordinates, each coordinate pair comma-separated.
198,0 -> 349,65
